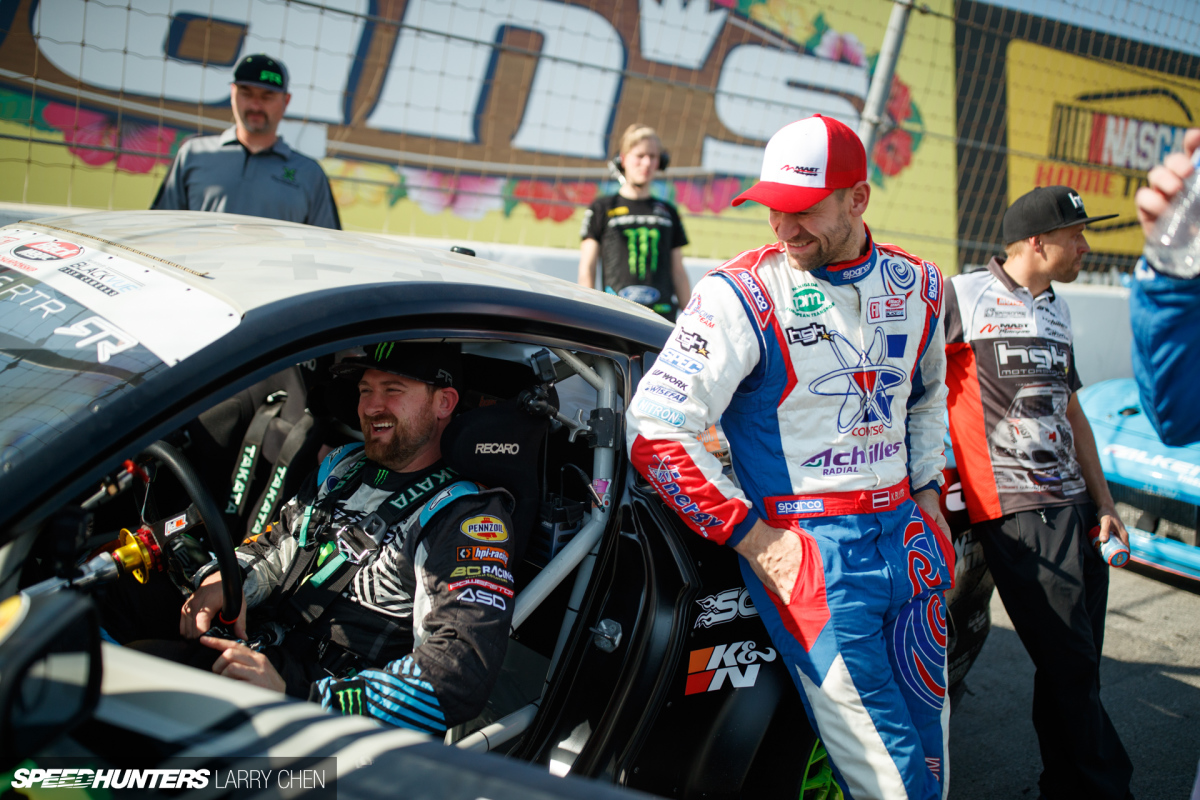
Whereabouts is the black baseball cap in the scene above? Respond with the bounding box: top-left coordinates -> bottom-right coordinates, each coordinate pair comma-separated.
331,342 -> 462,389
1002,185 -> 1118,244
233,54 -> 289,93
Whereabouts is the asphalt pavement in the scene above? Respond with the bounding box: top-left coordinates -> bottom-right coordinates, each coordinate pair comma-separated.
950,563 -> 1200,798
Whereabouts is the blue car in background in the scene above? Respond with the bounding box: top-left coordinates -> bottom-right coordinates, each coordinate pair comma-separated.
1080,379 -> 1200,582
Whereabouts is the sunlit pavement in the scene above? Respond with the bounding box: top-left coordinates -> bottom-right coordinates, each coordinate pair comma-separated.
950,564 -> 1200,799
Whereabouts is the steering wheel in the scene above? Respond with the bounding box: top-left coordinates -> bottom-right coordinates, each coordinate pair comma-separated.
138,440 -> 243,627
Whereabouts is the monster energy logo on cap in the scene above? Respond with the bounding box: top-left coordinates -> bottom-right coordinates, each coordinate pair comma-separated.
329,342 -> 462,388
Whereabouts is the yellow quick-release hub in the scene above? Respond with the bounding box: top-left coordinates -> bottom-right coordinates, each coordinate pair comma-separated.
112,528 -> 153,584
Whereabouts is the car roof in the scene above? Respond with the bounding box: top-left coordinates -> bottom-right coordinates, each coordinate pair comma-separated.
8,210 -> 665,322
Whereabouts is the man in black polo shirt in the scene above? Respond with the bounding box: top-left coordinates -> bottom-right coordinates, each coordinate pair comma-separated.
152,54 -> 340,229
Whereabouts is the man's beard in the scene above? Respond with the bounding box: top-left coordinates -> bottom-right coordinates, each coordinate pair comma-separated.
361,400 -> 438,471
786,214 -> 856,271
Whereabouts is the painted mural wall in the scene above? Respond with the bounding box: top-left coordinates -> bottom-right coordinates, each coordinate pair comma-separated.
0,0 -> 959,270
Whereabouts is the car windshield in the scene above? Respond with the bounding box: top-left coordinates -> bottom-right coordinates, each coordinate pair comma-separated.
1013,393 -> 1057,419
0,268 -> 167,473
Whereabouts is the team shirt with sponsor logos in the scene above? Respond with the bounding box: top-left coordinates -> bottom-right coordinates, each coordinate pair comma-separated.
943,257 -> 1086,524
581,194 -> 688,318
626,233 -> 948,545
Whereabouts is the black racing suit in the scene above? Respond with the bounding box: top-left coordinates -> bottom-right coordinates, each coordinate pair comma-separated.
199,443 -> 515,733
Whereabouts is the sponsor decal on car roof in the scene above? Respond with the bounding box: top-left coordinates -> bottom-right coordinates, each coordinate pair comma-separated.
0,228 -> 239,366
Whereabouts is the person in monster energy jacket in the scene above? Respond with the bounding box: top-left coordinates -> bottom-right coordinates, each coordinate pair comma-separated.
179,342 -> 515,734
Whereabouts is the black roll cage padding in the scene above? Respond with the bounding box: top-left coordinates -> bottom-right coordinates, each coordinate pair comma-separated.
140,440 -> 242,623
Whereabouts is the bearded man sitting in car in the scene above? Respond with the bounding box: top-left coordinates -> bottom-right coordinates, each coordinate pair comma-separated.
176,342 -> 515,734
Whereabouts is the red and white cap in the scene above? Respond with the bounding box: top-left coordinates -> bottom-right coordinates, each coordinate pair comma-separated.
731,115 -> 867,213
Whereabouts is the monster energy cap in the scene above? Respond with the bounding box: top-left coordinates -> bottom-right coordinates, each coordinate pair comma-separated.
232,54 -> 289,93
331,341 -> 462,388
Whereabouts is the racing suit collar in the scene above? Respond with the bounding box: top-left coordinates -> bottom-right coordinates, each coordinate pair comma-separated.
809,226 -> 877,286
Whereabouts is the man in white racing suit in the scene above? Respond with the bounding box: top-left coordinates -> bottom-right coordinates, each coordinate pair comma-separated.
627,115 -> 954,800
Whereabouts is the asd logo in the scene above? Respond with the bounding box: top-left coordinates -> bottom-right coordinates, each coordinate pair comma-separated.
694,587 -> 759,628
685,640 -> 777,694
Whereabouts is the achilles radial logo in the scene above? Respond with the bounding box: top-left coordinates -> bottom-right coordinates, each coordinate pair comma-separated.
685,640 -> 776,694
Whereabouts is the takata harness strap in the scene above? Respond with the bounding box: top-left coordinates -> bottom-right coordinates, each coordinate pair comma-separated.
246,413 -> 316,537
225,400 -> 283,518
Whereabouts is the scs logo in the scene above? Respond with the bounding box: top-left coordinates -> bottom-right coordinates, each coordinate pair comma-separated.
685,640 -> 777,694
475,442 -> 519,454
694,587 -> 759,629
460,515 -> 509,543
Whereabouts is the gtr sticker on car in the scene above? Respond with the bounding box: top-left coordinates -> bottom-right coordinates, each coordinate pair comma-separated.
685,641 -> 777,694
459,515 -> 509,543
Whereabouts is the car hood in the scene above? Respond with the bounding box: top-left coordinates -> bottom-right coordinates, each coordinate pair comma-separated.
1080,378 -> 1200,505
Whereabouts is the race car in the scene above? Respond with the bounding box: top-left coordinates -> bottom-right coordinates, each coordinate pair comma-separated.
987,382 -> 1081,491
1081,378 -> 1200,582
0,211 -> 992,799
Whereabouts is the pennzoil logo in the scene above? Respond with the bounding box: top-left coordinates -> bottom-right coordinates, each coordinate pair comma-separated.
460,515 -> 509,542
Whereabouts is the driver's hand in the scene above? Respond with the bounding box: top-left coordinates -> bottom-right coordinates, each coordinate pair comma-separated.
181,573 -> 247,640
200,636 -> 286,693
732,519 -> 804,603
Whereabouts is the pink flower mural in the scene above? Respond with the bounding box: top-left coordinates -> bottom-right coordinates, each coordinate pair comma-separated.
400,168 -> 505,220
41,103 -> 175,174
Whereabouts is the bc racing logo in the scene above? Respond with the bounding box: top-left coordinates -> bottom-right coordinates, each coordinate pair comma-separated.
809,327 -> 907,434
685,640 -> 776,694
460,515 -> 509,542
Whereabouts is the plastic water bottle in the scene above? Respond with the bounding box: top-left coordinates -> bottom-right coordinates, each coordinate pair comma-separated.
1144,150 -> 1200,279
1088,525 -> 1129,568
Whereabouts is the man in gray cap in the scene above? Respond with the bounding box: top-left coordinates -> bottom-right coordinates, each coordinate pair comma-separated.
943,186 -> 1134,799
152,54 -> 340,229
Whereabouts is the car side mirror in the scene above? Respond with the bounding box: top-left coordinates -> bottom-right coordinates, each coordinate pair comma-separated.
0,591 -> 103,770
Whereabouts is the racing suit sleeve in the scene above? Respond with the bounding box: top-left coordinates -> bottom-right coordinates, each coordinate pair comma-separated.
627,274 -> 762,546
314,490 -> 516,733
1130,261 -> 1200,446
905,266 -> 949,495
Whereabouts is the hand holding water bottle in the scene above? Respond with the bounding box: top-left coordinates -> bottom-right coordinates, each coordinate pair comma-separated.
1136,129 -> 1200,278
